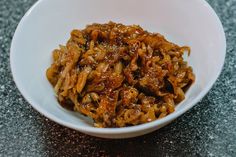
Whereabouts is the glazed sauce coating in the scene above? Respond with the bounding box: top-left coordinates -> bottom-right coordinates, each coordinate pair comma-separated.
46,22 -> 195,127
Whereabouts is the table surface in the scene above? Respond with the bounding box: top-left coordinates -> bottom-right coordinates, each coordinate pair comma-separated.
0,0 -> 236,156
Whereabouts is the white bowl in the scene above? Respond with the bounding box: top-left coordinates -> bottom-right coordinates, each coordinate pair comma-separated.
10,0 -> 226,138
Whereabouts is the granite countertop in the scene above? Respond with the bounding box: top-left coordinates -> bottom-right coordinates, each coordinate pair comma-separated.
0,0 -> 236,156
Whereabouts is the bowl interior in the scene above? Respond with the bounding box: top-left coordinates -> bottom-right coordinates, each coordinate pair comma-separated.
11,0 -> 225,137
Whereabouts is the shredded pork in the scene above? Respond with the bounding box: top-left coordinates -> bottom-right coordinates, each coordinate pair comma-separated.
46,22 -> 195,127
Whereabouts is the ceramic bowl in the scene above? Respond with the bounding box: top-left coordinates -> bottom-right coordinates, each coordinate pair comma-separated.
10,0 -> 226,138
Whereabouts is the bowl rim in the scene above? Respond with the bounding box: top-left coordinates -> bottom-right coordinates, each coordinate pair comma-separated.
10,0 -> 226,135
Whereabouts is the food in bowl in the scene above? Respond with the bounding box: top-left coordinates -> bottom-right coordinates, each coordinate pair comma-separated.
46,22 -> 195,128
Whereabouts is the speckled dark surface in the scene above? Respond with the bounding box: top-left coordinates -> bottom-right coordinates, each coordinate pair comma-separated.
0,0 -> 235,156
